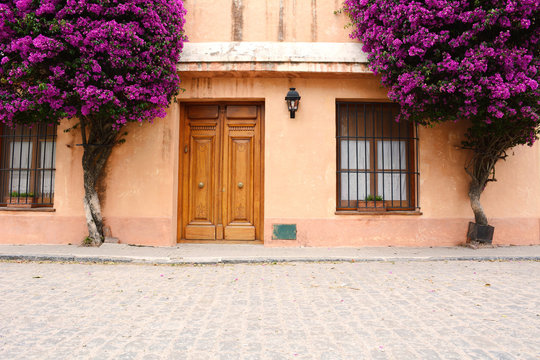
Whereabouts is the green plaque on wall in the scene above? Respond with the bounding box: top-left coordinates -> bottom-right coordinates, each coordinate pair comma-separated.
272,224 -> 297,240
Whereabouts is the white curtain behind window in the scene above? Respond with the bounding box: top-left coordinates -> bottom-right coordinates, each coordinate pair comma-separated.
340,140 -> 370,201
9,141 -> 32,194
377,140 -> 407,201
39,141 -> 55,196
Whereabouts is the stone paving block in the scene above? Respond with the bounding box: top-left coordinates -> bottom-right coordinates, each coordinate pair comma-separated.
416,348 -> 443,359
488,351 -> 517,360
142,355 -> 162,360
242,355 -> 262,360
463,348 -> 497,359
166,352 -> 187,360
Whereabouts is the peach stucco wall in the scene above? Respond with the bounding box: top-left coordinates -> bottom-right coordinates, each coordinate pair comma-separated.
180,76 -> 540,246
1,76 -> 539,246
183,0 -> 351,43
1,0 -> 539,246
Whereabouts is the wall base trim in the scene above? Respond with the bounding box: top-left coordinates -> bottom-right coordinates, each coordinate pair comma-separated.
264,217 -> 540,247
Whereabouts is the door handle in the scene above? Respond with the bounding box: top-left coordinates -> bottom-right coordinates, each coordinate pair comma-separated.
238,182 -> 244,189
198,182 -> 204,189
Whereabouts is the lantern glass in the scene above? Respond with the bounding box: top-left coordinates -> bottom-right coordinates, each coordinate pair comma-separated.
288,99 -> 298,111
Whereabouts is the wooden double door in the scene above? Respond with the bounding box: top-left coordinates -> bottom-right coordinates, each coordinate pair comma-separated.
179,103 -> 263,241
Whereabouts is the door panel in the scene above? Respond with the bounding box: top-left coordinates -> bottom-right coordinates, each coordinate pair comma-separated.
180,103 -> 262,242
185,225 -> 216,240
223,125 -> 256,240
226,105 -> 257,119
184,123 -> 219,240
188,105 -> 219,119
224,226 -> 256,240
228,137 -> 252,223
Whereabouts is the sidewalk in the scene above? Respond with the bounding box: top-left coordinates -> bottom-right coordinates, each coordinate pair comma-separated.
0,243 -> 539,264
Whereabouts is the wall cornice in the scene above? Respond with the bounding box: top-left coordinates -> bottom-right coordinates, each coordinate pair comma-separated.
177,42 -> 371,77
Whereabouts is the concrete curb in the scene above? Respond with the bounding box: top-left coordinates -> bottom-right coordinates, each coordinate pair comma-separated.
1,254 -> 539,265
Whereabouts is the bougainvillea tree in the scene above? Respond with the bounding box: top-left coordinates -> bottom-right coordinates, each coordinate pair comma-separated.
345,0 -> 539,229
0,0 -> 186,244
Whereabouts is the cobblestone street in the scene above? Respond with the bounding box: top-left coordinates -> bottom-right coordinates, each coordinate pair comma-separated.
0,260 -> 538,359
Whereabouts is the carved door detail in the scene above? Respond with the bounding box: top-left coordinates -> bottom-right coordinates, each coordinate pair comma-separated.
180,104 -> 262,241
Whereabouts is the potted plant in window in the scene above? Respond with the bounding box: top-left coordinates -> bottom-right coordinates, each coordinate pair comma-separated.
5,191 -> 36,208
359,194 -> 386,212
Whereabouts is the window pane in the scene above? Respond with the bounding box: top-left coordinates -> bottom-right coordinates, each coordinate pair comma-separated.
377,173 -> 407,201
40,141 -> 55,168
40,171 -> 54,195
377,141 -> 406,170
9,170 -> 30,194
39,141 -> 55,196
339,139 -> 371,204
9,141 -> 33,194
340,173 -> 370,202
340,140 -> 370,170
10,141 -> 33,168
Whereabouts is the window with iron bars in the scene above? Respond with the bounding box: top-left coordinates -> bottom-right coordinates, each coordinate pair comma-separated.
0,124 -> 57,208
336,102 -> 419,212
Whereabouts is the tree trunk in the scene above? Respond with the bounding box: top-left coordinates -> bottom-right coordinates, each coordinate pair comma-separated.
468,179 -> 488,226
463,128 -> 518,232
82,163 -> 105,245
465,144 -> 504,227
80,117 -> 117,246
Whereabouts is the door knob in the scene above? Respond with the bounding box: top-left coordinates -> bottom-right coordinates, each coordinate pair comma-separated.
238,182 -> 244,189
198,182 -> 204,188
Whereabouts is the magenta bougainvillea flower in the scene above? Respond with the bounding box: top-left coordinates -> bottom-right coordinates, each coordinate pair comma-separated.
344,0 -> 539,145
0,0 -> 187,129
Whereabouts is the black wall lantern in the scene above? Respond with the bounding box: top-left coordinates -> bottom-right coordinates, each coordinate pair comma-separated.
285,88 -> 301,118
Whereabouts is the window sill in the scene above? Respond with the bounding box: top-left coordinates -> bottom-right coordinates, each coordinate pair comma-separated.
336,210 -> 422,216
0,207 -> 55,212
